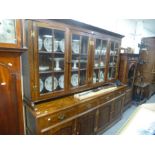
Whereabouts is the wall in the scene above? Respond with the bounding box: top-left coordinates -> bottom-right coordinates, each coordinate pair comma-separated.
74,19 -> 155,54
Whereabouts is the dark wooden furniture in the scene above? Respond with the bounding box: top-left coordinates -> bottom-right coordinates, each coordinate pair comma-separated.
25,85 -> 126,135
22,19 -> 127,135
0,20 -> 25,134
119,52 -> 139,110
137,37 -> 155,98
133,82 -> 150,104
22,19 -> 123,104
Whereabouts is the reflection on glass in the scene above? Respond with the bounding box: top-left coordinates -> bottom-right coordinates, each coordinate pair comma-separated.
0,19 -> 16,44
38,27 -> 65,94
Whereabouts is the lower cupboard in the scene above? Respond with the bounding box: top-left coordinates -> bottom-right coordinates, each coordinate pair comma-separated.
25,86 -> 126,135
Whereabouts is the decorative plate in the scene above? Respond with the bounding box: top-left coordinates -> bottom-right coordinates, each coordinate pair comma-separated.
93,72 -> 97,83
59,39 -> 65,52
72,40 -> 80,54
59,75 -> 64,89
44,76 -> 58,91
40,78 -> 44,92
54,40 -> 59,51
38,37 -> 42,50
71,74 -> 78,87
39,66 -> 49,71
99,71 -> 104,82
43,35 -> 52,52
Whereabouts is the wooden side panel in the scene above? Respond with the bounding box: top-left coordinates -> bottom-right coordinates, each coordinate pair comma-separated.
0,63 -> 18,134
0,53 -> 24,134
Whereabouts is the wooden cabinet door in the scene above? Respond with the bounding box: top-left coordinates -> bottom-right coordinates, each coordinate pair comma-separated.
76,110 -> 96,135
43,120 -> 76,135
92,37 -> 109,86
31,21 -> 68,101
111,95 -> 124,121
97,101 -> 112,132
69,30 -> 91,93
0,62 -> 19,134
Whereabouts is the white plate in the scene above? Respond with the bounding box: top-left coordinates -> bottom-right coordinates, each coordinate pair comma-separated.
54,40 -> 59,51
59,75 -> 64,89
38,37 -> 42,50
44,35 -> 52,52
44,76 -> 58,91
71,74 -> 78,87
99,71 -> 104,82
93,72 -> 97,83
40,79 -> 44,92
72,40 -> 80,54
39,66 -> 49,71
59,39 -> 65,52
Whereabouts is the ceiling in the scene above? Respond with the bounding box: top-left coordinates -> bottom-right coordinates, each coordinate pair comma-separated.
143,19 -> 155,34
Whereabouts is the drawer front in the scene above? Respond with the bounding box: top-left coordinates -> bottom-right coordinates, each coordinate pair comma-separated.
38,107 -> 77,130
98,93 -> 114,104
77,99 -> 98,114
114,89 -> 125,97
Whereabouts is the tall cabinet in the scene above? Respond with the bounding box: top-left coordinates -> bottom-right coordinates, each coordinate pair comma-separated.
23,20 -> 125,134
119,52 -> 139,110
0,20 -> 25,134
134,37 -> 155,101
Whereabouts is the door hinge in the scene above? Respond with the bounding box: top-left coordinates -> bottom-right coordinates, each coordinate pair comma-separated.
33,85 -> 37,91
31,31 -> 35,37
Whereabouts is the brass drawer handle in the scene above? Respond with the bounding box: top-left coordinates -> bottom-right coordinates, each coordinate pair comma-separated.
1,82 -> 6,86
58,114 -> 66,121
106,96 -> 110,100
86,104 -> 91,108
8,63 -> 13,67
47,117 -> 51,121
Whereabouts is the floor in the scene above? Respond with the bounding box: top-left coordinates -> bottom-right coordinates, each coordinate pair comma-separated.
102,94 -> 155,135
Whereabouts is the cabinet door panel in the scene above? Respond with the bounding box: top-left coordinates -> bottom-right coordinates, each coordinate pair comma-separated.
0,63 -> 19,134
70,32 -> 90,91
108,41 -> 120,81
112,96 -> 124,120
97,101 -> 112,131
76,110 -> 96,135
32,22 -> 67,100
43,120 -> 75,135
93,38 -> 108,84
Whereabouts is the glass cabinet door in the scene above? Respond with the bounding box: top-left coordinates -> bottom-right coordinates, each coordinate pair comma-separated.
93,39 -> 108,84
108,41 -> 119,80
70,34 -> 89,89
37,26 -> 65,95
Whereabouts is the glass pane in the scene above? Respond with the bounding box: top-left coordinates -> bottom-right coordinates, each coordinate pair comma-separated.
0,19 -> 16,44
71,34 -> 88,88
108,41 -> 119,80
93,39 -> 106,84
38,27 -> 65,94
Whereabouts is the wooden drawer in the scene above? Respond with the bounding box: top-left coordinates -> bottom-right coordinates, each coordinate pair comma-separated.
114,89 -> 125,97
77,99 -> 98,114
98,93 -> 114,104
37,107 -> 77,130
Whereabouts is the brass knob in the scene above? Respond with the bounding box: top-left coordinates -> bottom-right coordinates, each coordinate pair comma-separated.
47,118 -> 51,121
106,96 -> 110,100
86,104 -> 91,108
1,82 -> 6,86
8,63 -> 13,67
58,114 -> 65,120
